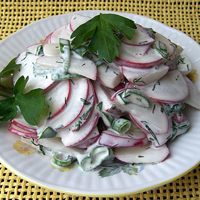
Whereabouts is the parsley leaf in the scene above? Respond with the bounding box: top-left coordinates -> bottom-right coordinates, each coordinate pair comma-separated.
71,13 -> 136,62
0,98 -> 18,122
0,57 -> 21,78
14,76 -> 46,125
0,76 -> 45,126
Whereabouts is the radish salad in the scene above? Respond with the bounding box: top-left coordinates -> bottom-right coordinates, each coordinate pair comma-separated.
2,13 -> 200,177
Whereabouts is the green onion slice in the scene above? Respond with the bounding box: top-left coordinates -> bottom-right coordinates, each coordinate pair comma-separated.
117,89 -> 151,108
53,152 -> 74,167
112,118 -> 131,134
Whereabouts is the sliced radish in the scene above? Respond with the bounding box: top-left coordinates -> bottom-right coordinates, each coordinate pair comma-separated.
70,13 -> 91,32
121,24 -> 155,46
36,52 -> 97,80
115,43 -> 164,68
140,70 -> 189,103
94,82 -> 122,115
14,52 -> 55,93
128,100 -> 169,135
71,80 -> 95,132
122,64 -> 169,85
43,43 -> 61,56
50,24 -> 71,43
74,127 -> 100,149
114,142 -> 170,164
69,52 -> 97,80
153,32 -> 175,59
120,42 -> 151,56
43,33 -> 52,45
27,43 -> 43,55
8,123 -> 38,138
58,110 -> 99,147
147,117 -> 173,147
97,62 -> 123,88
171,111 -> 190,140
177,55 -> 192,75
45,80 -> 71,119
184,77 -> 200,109
39,78 -> 89,131
99,128 -> 148,148
11,114 -> 37,133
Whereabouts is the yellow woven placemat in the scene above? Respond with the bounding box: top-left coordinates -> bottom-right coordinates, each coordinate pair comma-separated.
0,0 -> 200,199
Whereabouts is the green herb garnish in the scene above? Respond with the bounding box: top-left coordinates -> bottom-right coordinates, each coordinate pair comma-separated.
71,13 -> 136,62
0,76 -> 45,125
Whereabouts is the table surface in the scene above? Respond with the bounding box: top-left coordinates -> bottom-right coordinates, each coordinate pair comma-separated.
0,0 -> 200,199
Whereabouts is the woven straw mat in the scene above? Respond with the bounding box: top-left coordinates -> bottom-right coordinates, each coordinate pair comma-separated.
0,0 -> 200,200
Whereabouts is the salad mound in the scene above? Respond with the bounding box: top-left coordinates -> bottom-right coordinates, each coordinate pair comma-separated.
1,13 -> 200,177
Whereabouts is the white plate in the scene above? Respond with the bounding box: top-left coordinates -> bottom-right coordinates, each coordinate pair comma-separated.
0,10 -> 200,197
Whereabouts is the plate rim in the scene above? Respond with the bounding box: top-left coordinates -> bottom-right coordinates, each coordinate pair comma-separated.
0,10 -> 200,197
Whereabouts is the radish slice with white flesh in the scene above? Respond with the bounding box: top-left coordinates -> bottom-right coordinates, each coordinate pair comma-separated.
8,123 -> 38,138
120,42 -> 151,56
128,100 -> 169,135
97,62 -> 123,88
38,78 -> 89,131
43,43 -> 61,56
11,114 -> 37,133
147,117 -> 173,147
50,24 -> 72,43
14,52 -> 56,93
177,55 -> 192,75
115,30 -> 176,68
99,128 -> 148,148
140,70 -> 189,103
171,111 -> 190,140
45,80 -> 71,119
184,76 -> 200,109
27,43 -> 43,55
71,80 -> 95,132
36,52 -> 97,80
43,33 -> 52,45
153,32 -> 176,59
94,82 -> 122,115
110,89 -> 169,135
58,110 -> 99,147
114,142 -> 170,164
121,24 -> 155,46
74,127 -> 100,149
87,53 -> 123,88
115,43 -> 165,68
122,64 -> 169,85
70,13 -> 91,32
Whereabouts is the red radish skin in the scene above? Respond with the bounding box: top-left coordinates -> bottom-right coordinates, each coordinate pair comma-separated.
114,56 -> 164,69
43,33 -> 52,45
74,127 -> 100,149
11,119 -> 37,133
59,111 -> 99,147
99,129 -> 148,148
114,142 -> 170,164
45,80 -> 71,120
71,80 -> 96,132
121,24 -> 155,46
48,78 -> 89,129
8,123 -> 38,138
50,24 -> 71,43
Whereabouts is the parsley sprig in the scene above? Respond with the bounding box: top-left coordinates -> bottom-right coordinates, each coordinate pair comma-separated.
71,13 -> 136,62
0,58 -> 46,125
